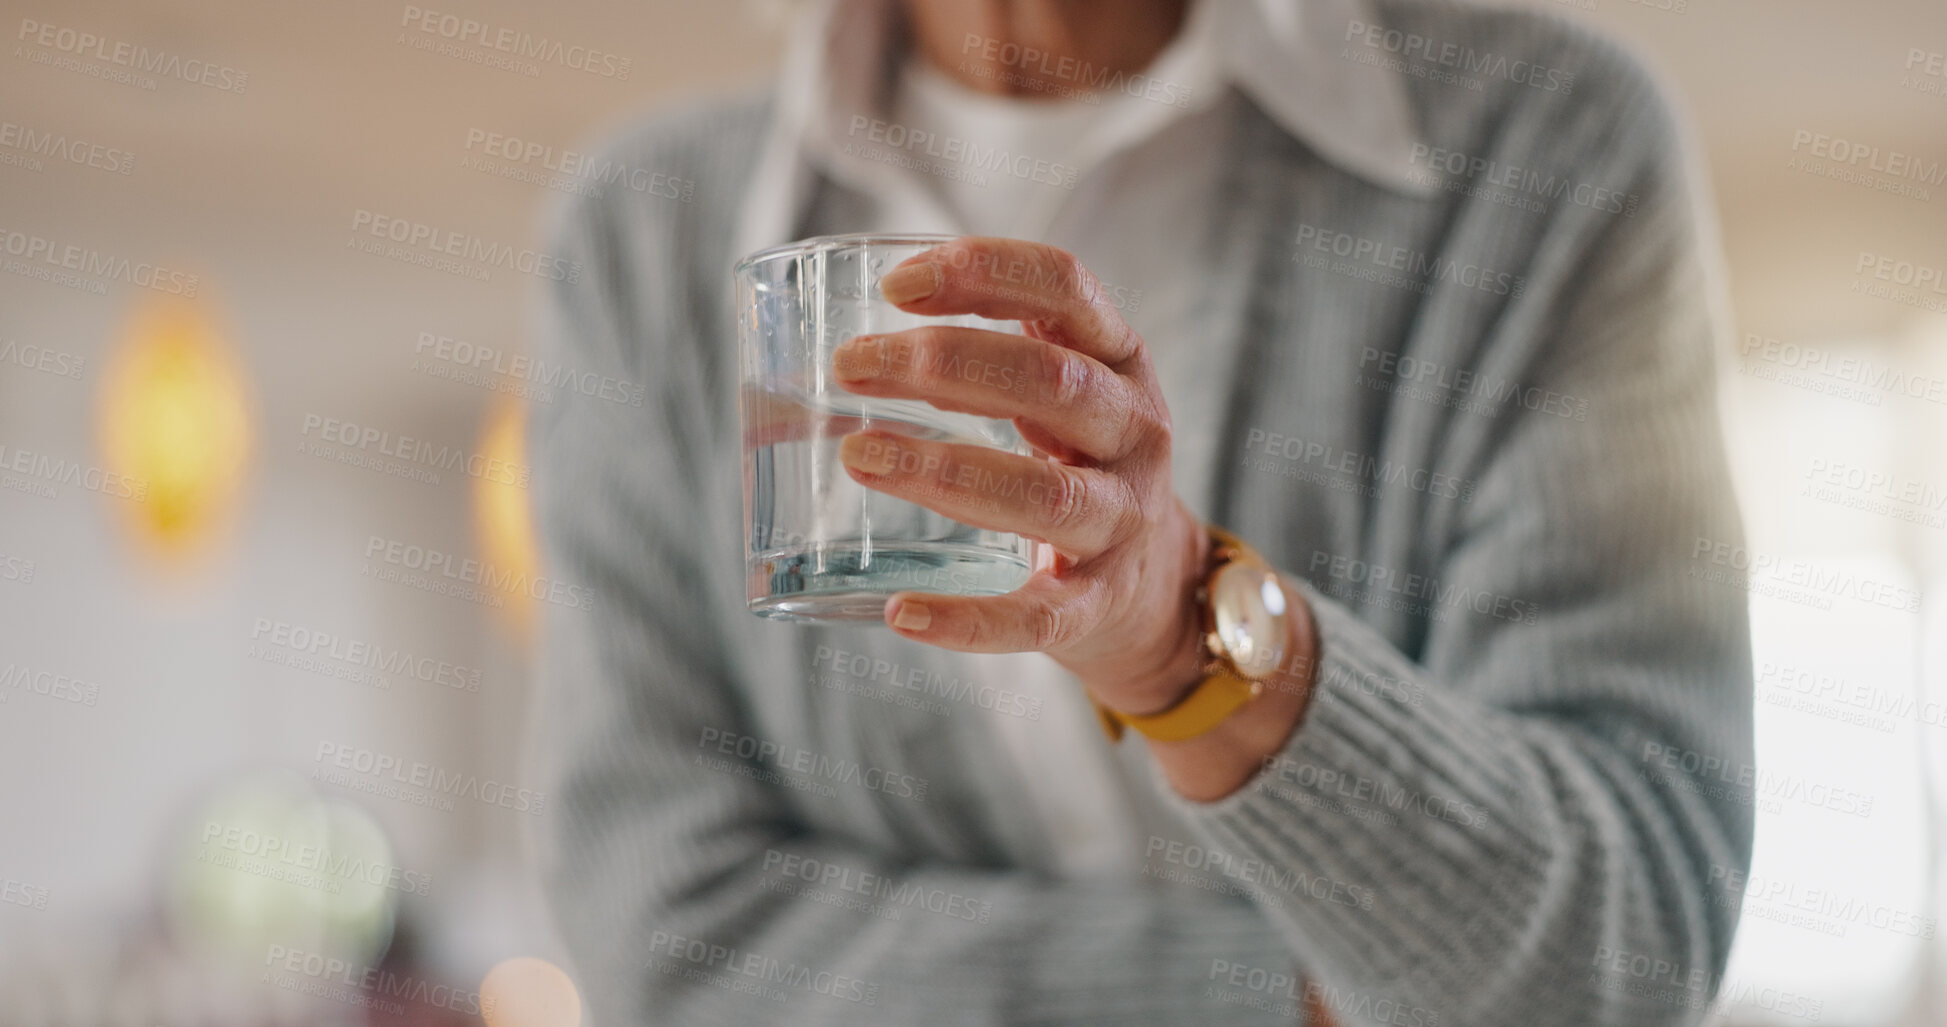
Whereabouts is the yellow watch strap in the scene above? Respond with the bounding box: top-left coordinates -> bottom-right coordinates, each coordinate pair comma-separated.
1093,671 -> 1263,743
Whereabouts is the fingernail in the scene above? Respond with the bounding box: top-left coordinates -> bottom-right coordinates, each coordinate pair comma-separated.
880,262 -> 940,305
832,335 -> 880,381
838,432 -> 885,472
891,599 -> 931,631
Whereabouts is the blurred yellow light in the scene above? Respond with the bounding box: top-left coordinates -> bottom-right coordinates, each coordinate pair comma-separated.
97,295 -> 251,556
481,956 -> 582,1027
474,397 -> 540,636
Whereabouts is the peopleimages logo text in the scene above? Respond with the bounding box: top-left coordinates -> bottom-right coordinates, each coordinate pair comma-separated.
846,116 -> 1079,188
958,33 -> 1194,108
314,742 -> 545,815
200,820 -> 433,896
16,18 -> 248,92
348,209 -> 580,283
265,945 -> 488,1017
0,227 -> 198,295
250,618 -> 482,693
462,130 -> 689,201
0,442 -> 149,501
414,331 -> 645,407
398,6 -> 631,79
363,535 -> 595,611
0,121 -> 134,174
1294,223 -> 1524,297
301,413 -> 529,487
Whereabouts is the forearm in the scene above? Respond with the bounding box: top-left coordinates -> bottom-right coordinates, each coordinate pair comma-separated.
1155,581 -> 1747,1026
1076,574 -> 1731,1023
540,805 -> 1309,1025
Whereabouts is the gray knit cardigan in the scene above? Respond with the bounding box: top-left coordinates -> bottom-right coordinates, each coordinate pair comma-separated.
527,2 -> 1754,1023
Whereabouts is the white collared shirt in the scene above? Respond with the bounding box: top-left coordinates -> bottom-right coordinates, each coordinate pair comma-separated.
734,0 -> 1429,260
738,0 -> 1429,880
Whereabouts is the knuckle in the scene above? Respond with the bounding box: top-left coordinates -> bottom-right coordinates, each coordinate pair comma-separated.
1041,244 -> 1079,267
1143,386 -> 1173,435
1027,602 -> 1069,650
1038,344 -> 1092,408
1108,383 -> 1152,457
1038,466 -> 1090,532
956,609 -> 993,651
901,327 -> 950,389
1106,480 -> 1145,547
1053,248 -> 1093,297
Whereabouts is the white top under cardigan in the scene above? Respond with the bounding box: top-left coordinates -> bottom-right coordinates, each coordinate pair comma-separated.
738,0 -> 1427,882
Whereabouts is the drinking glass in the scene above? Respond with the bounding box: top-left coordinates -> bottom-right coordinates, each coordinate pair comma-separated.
736,233 -> 1038,621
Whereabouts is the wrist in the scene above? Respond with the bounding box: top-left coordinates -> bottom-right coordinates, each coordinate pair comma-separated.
1151,578 -> 1319,801
1078,501 -> 1210,716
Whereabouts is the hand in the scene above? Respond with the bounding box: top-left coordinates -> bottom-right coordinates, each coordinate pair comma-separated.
831,237 -> 1207,716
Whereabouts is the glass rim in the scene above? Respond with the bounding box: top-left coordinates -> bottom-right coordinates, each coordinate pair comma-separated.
733,232 -> 961,276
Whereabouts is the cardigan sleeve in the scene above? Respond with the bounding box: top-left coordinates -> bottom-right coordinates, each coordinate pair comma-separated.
524,118 -> 1309,1026
1160,40 -> 1754,1027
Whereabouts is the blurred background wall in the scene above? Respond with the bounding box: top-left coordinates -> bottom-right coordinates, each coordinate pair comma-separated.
0,0 -> 1942,1024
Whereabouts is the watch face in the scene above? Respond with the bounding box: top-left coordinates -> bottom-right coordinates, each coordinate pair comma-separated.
1210,560 -> 1290,679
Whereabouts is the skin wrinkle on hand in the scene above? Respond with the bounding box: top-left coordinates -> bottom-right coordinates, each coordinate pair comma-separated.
832,234 -> 1317,802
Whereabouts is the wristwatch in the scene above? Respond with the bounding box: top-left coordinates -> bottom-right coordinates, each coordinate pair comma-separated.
1094,525 -> 1292,743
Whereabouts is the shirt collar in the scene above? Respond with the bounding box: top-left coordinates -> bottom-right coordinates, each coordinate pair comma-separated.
1222,0 -> 1433,196
733,0 -> 1431,259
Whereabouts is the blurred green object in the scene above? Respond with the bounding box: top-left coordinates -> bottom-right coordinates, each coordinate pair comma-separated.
165,770 -> 398,969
